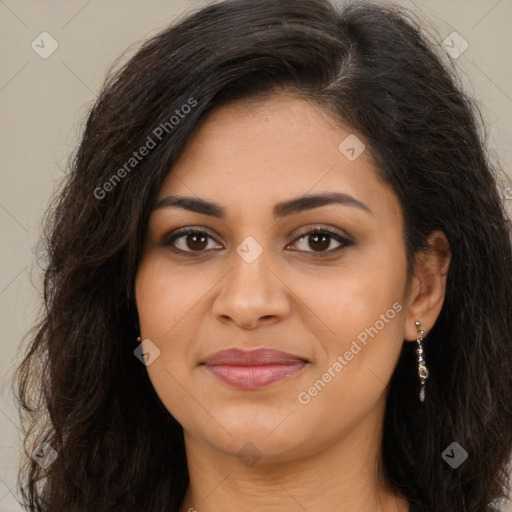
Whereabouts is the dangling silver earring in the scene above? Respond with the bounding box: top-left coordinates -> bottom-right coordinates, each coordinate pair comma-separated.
136,336 -> 141,343
415,320 -> 429,402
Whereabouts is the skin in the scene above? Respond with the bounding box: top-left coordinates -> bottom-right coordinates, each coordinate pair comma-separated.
135,91 -> 451,512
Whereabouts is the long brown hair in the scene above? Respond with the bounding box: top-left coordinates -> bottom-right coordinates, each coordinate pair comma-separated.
14,1 -> 512,510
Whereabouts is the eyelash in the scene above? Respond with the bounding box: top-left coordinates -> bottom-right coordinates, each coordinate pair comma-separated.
161,225 -> 353,257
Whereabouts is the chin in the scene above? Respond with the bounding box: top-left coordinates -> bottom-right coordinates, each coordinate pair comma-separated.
187,413 -> 315,462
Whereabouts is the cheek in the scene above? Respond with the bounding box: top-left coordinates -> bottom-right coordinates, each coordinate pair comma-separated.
305,244 -> 406,346
300,247 -> 407,400
134,254 -> 215,410
135,253 -> 210,339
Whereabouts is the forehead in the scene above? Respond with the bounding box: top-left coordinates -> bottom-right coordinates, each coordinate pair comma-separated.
156,93 -> 402,226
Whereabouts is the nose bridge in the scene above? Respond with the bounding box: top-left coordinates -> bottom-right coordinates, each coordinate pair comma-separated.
212,237 -> 289,327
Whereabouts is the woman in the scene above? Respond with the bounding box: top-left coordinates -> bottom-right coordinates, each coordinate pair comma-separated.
14,0 -> 512,511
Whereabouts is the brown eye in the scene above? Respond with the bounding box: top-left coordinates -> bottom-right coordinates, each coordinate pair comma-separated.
306,232 -> 331,251
289,227 -> 352,255
184,232 -> 208,251
163,229 -> 222,253
162,226 -> 352,257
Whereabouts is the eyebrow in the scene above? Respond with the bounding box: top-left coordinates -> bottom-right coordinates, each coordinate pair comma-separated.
152,192 -> 373,218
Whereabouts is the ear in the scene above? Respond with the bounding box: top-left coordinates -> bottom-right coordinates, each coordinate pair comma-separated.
403,230 -> 451,341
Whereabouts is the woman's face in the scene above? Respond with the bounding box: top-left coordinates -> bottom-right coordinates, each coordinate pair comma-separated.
135,92 -> 414,464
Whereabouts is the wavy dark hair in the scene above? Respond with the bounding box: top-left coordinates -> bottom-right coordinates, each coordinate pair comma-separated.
13,0 -> 512,511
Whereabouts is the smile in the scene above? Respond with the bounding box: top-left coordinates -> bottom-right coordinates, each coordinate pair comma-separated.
201,348 -> 309,390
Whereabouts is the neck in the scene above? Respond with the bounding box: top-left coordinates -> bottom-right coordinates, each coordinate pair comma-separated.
178,395 -> 409,512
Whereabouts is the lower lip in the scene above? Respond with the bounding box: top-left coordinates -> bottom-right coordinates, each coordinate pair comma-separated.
204,362 -> 307,390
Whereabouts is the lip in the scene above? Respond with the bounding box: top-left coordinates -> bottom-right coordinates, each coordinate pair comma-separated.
201,348 -> 309,390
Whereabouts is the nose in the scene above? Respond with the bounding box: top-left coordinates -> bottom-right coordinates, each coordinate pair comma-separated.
211,247 -> 291,329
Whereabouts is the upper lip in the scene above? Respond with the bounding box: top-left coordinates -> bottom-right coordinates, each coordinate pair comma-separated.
202,348 -> 309,366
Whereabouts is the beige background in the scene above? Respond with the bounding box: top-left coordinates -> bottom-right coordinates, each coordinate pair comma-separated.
1,1 -> 511,510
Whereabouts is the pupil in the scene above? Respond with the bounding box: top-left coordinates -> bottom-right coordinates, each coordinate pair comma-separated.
187,234 -> 207,250
310,234 -> 329,251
